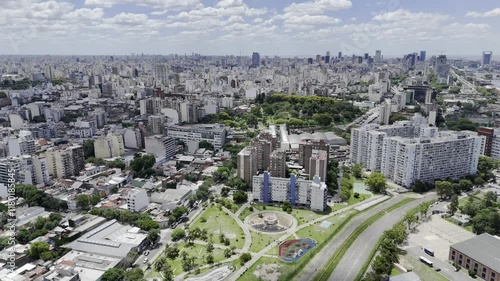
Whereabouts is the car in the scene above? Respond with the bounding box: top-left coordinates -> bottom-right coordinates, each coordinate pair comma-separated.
143,258 -> 148,263
144,250 -> 150,256
435,268 -> 441,272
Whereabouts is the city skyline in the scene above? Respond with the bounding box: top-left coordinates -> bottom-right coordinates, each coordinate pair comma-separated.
1,0 -> 500,56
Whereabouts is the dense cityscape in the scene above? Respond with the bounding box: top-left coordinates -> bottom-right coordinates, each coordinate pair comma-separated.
1,1 -> 500,281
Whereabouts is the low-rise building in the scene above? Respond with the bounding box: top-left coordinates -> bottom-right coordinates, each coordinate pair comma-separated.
449,233 -> 500,281
127,188 -> 149,212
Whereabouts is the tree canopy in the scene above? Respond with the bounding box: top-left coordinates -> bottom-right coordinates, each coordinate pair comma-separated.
365,173 -> 386,193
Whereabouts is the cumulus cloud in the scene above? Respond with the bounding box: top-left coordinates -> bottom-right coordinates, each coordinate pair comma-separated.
466,8 -> 500,18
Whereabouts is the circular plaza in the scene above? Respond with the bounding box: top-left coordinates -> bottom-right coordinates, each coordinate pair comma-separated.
245,211 -> 296,234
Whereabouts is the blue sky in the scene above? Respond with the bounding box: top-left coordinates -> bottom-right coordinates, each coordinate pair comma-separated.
0,0 -> 499,58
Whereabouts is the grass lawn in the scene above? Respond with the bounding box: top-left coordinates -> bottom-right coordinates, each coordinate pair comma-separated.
249,231 -> 282,253
238,207 -> 254,221
190,205 -> 245,249
295,210 -> 357,245
253,204 -> 331,226
458,195 -> 482,208
348,193 -> 371,205
390,267 -> 402,276
399,254 -> 448,281
266,234 -> 293,256
148,242 -> 226,277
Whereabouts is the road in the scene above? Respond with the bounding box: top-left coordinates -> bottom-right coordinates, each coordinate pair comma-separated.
294,195 -> 404,281
327,193 -> 437,281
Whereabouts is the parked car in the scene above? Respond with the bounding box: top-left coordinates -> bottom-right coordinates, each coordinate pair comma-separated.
143,258 -> 148,263
144,250 -> 150,256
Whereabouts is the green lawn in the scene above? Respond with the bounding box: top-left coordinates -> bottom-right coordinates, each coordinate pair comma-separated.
238,207 -> 254,221
295,210 -> 357,245
148,242 -> 226,277
190,205 -> 245,249
390,267 -> 402,276
266,234 -> 293,256
249,231 -> 282,253
348,193 -> 371,205
399,254 -> 448,281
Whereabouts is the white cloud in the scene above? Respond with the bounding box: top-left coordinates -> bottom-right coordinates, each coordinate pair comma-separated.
151,9 -> 168,16
466,8 -> 500,18
84,0 -> 202,10
283,0 -> 352,17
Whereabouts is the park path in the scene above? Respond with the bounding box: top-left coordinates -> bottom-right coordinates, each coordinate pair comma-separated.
225,194 -> 386,281
234,202 -> 250,217
222,206 -> 252,253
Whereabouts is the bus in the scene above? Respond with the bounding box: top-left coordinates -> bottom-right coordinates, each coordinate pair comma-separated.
424,248 -> 435,256
419,256 -> 433,267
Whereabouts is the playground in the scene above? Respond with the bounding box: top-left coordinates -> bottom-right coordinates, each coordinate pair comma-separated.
278,238 -> 317,262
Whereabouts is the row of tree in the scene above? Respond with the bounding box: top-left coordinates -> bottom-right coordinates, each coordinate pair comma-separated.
89,208 -> 159,231
15,184 -> 68,211
363,201 -> 432,281
456,192 -> 500,235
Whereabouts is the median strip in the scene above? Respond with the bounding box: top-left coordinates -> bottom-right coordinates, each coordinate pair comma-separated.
314,198 -> 415,281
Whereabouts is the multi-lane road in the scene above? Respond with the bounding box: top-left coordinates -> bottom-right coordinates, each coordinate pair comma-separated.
295,194 -> 410,281
327,193 -> 437,281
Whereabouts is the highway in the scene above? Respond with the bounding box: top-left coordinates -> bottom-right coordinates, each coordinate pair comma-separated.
294,195 -> 406,281
327,193 -> 437,281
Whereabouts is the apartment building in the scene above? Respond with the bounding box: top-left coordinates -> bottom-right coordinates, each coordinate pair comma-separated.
237,146 -> 257,185
309,150 -> 327,181
299,139 -> 329,174
380,133 -> 482,188
269,149 -> 286,178
127,189 -> 149,212
449,234 -> 500,281
45,146 -> 85,179
0,156 -> 49,187
166,124 -> 226,150
94,132 -> 125,159
252,172 -> 327,212
145,135 -> 176,160
478,127 -> 495,156
8,133 -> 36,157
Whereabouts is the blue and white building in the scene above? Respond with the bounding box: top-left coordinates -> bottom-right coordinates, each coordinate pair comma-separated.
252,172 -> 327,212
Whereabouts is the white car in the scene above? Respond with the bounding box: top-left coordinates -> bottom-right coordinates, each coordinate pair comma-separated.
144,258 -> 148,263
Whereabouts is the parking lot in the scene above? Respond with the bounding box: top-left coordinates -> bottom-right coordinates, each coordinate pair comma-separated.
401,212 -> 476,281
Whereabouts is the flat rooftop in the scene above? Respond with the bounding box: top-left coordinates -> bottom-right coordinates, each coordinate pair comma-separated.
450,233 -> 500,272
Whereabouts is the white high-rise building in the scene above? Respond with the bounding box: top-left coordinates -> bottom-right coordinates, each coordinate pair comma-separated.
378,100 -> 391,125
127,189 -> 149,212
351,114 -> 481,188
380,133 -> 482,187
374,50 -> 382,63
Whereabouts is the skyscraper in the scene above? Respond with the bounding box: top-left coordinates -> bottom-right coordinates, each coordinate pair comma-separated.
252,52 -> 260,67
419,50 -> 426,62
154,64 -> 168,85
374,50 -> 381,63
482,51 -> 493,66
325,51 -> 330,64
435,55 -> 450,84
338,52 -> 342,59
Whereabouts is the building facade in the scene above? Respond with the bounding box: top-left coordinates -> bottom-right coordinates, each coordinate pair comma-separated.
166,124 -> 226,151
237,146 -> 257,186
127,189 -> 149,212
252,172 -> 327,212
269,149 -> 286,178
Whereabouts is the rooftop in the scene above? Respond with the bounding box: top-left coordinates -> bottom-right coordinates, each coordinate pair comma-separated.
450,233 -> 500,272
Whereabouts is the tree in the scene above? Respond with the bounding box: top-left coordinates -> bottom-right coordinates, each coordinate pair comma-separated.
404,213 -> 418,231
164,244 -> 179,260
40,251 -> 53,261
412,180 -> 431,193
233,190 -> 248,204
27,241 -> 49,260
419,201 -> 432,219
313,113 -> 333,126
75,194 -> 90,210
224,248 -> 232,258
124,268 -> 144,281
90,194 -> 101,206
449,195 -> 459,215
471,208 -> 500,235
199,140 -> 214,151
83,139 -> 95,159
458,179 -> 473,193
460,197 -> 480,217
340,186 -> 351,201
206,241 -> 214,254
365,172 -> 386,193
282,200 -> 292,213
372,255 -> 392,275
474,177 -> 485,188
239,253 -> 252,265
147,229 -> 160,244
154,257 -> 173,281
171,228 -> 186,241
206,254 -> 214,264
102,268 -> 125,281
435,181 -> 453,199
352,163 -> 363,179
484,191 -> 498,207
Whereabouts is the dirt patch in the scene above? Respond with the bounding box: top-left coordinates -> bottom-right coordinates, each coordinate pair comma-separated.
213,229 -> 237,239
253,263 -> 281,281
